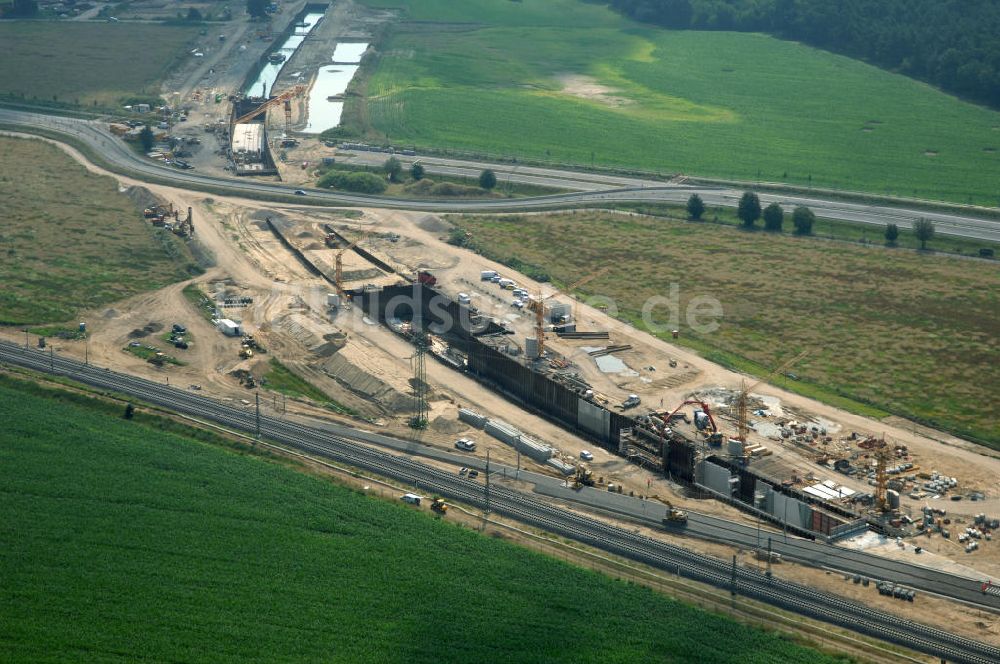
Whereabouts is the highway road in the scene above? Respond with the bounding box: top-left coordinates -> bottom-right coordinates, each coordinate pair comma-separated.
3,108 -> 1000,242
2,340 -> 999,663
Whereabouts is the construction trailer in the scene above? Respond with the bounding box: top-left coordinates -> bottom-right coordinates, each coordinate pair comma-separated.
217,319 -> 241,336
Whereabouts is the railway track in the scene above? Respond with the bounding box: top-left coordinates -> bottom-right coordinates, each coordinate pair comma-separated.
2,340 -> 998,663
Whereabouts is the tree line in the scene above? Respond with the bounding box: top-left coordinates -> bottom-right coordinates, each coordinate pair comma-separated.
686,192 -> 938,248
608,0 -> 1000,109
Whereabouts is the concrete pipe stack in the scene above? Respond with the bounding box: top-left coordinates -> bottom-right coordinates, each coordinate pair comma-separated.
516,434 -> 553,462
485,419 -> 520,446
459,408 -> 487,429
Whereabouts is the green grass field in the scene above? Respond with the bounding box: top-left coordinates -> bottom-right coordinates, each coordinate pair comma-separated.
262,357 -> 363,419
0,22 -> 196,108
0,136 -> 198,325
451,211 -> 1000,448
0,375 -> 848,663
351,0 -> 1000,204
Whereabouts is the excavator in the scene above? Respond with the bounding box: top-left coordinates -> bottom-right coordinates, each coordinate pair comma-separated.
657,399 -> 724,446
662,500 -> 688,526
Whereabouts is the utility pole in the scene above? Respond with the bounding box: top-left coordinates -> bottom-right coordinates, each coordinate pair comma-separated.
515,447 -> 520,480
23,328 -> 28,348
766,537 -> 773,578
730,554 -> 737,596
485,449 -> 491,518
255,391 -> 261,441
49,346 -> 54,371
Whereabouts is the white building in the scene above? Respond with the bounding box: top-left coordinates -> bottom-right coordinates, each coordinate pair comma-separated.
217,319 -> 241,336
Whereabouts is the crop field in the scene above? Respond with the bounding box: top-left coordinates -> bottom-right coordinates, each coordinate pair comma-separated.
0,376 -> 847,663
451,212 -> 1000,448
0,22 -> 197,108
352,0 -> 1000,204
0,136 -> 198,325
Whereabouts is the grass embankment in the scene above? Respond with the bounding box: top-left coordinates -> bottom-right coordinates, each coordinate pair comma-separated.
0,375 -> 848,663
316,162 -> 565,198
124,343 -> 185,366
451,212 -> 1000,448
0,136 -> 199,325
263,358 -> 364,419
351,0 -> 1000,205
0,23 -> 197,109
182,283 -> 216,322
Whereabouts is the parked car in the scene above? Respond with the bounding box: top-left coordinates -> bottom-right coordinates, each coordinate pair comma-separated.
468,470 -> 479,479
294,189 -> 307,196
454,438 -> 477,452
580,450 -> 594,461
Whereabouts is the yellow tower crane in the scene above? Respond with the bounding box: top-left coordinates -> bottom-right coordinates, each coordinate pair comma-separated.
527,267 -> 610,358
334,229 -> 374,298
232,85 -> 306,132
858,435 -> 893,512
734,349 -> 810,445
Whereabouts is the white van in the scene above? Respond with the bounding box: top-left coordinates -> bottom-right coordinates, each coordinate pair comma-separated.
481,270 -> 498,281
400,493 -> 422,505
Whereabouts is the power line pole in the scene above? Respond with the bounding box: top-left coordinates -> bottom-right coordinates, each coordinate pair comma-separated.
485,448 -> 491,518
409,333 -> 428,429
730,554 -> 737,596
766,536 -> 773,579
255,391 -> 261,441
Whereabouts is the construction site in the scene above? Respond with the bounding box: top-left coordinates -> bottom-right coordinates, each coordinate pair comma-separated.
50,170 -> 999,573
5,1 -> 1000,658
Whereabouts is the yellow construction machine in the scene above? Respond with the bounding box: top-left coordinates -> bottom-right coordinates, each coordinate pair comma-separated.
662,501 -> 688,526
571,464 -> 596,490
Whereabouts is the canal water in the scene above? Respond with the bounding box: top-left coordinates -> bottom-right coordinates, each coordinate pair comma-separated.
302,42 -> 369,134
244,11 -> 326,98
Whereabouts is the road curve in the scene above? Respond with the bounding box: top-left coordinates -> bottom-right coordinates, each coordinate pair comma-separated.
2,340 -> 998,663
2,108 -> 1000,242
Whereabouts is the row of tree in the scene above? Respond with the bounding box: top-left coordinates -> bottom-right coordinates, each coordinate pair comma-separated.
608,0 -> 1000,109
686,192 -> 936,246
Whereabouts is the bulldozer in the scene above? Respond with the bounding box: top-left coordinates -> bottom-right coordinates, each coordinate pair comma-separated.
662,501 -> 688,526
430,498 -> 448,515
